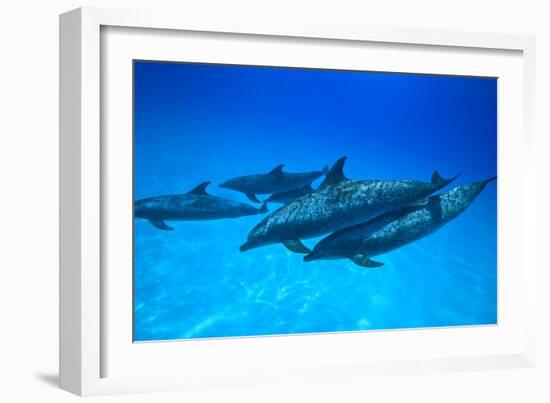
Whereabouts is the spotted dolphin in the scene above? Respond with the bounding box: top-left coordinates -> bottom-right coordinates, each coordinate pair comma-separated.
304,177 -> 496,267
240,157 -> 459,254
264,184 -> 314,205
219,164 -> 328,203
135,181 -> 267,230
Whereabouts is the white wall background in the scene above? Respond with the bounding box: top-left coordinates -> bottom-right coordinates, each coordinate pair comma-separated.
0,0 -> 548,402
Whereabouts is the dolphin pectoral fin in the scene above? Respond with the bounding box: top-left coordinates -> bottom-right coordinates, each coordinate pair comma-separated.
245,192 -> 261,203
350,255 -> 384,268
282,240 -> 311,254
148,219 -> 174,231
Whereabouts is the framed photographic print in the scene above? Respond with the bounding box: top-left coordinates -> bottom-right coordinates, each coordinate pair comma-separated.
60,7 -> 537,396
132,60 -> 498,342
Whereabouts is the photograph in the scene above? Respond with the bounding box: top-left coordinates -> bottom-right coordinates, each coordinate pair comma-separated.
132,60 -> 497,342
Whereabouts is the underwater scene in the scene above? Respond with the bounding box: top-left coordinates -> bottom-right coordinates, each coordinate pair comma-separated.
133,61 -> 497,342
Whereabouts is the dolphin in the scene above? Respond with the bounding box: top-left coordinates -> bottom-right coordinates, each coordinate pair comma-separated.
219,164 -> 328,203
264,184 -> 314,205
304,177 -> 496,268
240,157 -> 459,254
134,181 -> 268,230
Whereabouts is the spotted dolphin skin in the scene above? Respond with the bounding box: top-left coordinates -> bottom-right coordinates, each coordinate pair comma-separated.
240,157 -> 459,254
264,184 -> 314,205
304,177 -> 496,268
219,164 -> 328,203
135,181 -> 267,230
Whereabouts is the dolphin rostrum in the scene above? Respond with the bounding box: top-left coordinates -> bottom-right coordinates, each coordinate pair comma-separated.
304,177 -> 496,268
219,164 -> 328,203
135,181 -> 268,230
264,184 -> 314,205
240,157 -> 459,254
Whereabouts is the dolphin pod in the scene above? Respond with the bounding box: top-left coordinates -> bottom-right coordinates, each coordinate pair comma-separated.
303,177 -> 496,268
219,164 -> 328,203
240,157 -> 459,254
134,181 -> 268,230
134,157 -> 494,271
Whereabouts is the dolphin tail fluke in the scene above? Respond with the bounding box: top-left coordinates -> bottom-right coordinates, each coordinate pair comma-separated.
431,171 -> 461,190
149,219 -> 174,231
258,202 -> 268,213
282,239 -> 311,254
481,176 -> 497,187
350,254 -> 384,268
245,192 -> 261,203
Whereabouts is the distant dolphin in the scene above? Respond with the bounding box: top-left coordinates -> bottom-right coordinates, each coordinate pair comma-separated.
304,177 -> 496,267
264,184 -> 314,205
134,181 -> 267,230
219,164 -> 328,203
240,157 -> 459,254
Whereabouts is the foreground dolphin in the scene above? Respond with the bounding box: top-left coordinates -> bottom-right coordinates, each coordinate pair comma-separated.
219,164 -> 328,203
304,177 -> 496,267
135,181 -> 267,230
264,184 -> 314,205
240,157 -> 459,253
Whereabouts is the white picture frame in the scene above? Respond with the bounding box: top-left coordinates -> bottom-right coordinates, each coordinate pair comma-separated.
60,6 -> 537,396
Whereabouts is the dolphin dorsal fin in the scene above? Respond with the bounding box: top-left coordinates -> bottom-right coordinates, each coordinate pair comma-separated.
431,171 -> 444,185
269,164 -> 285,176
188,181 -> 211,195
317,157 -> 348,190
430,171 -> 460,189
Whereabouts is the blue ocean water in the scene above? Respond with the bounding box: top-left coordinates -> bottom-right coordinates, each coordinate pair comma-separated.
133,61 -> 497,342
